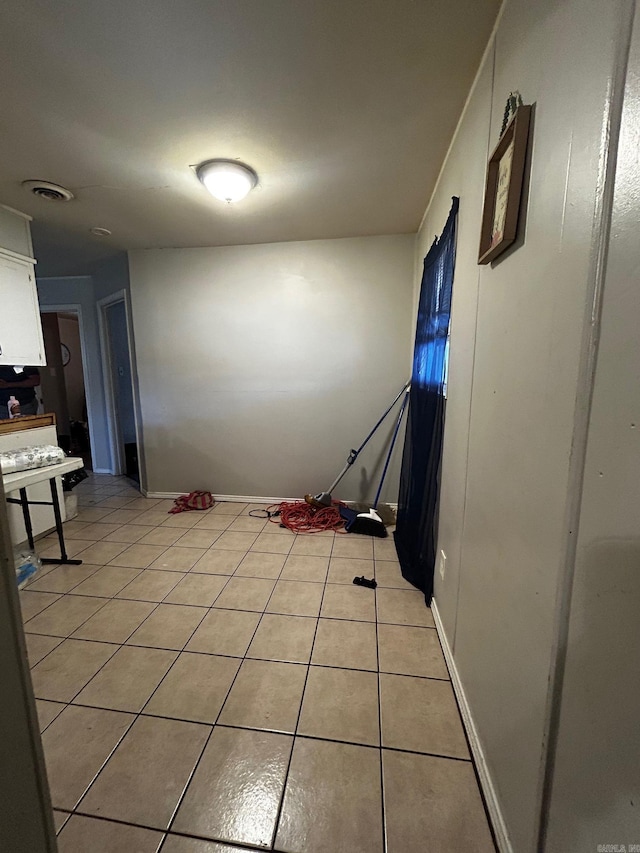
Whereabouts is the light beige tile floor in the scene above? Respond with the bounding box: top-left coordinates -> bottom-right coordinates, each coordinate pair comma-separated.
23,474 -> 495,852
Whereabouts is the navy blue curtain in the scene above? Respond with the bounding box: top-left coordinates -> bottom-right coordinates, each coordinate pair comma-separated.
394,197 -> 459,604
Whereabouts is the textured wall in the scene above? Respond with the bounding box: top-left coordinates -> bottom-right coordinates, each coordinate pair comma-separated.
417,0 -> 630,849
129,235 -> 414,500
545,5 -> 640,848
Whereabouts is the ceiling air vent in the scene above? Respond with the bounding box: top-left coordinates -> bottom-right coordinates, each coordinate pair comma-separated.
22,180 -> 75,202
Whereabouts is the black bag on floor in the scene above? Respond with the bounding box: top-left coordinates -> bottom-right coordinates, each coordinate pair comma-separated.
62,467 -> 89,492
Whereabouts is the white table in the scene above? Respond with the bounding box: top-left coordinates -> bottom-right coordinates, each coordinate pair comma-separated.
3,457 -> 84,565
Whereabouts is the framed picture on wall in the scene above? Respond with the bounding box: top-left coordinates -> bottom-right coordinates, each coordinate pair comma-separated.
478,104 -> 531,264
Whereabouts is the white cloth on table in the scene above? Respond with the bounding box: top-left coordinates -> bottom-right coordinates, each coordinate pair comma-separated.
0,445 -> 65,475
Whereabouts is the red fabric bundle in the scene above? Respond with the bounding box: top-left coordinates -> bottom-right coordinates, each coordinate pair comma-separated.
168,491 -> 215,514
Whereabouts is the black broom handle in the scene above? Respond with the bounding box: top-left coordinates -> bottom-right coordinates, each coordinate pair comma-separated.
373,387 -> 410,509
326,380 -> 411,493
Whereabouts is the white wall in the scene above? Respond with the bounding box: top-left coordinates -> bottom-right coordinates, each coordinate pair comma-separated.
128,235 -> 414,500
545,7 -> 640,848
418,0 -> 632,850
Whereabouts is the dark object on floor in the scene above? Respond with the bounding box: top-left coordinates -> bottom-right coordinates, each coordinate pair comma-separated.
305,381 -> 410,508
61,467 -> 88,492
348,501 -> 396,526
353,575 -> 377,589
339,504 -> 388,538
124,442 -> 140,483
70,419 -> 91,458
248,508 -> 280,519
169,491 -> 215,514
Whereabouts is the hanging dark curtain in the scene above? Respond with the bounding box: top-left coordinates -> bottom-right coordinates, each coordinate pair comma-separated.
394,197 -> 459,604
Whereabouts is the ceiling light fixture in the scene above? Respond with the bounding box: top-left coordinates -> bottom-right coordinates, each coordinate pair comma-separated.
90,227 -> 112,237
195,159 -> 257,203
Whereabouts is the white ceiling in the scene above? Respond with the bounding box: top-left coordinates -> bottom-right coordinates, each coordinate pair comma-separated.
0,0 -> 499,273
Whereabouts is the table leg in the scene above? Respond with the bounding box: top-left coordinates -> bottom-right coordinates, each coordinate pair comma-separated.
41,479 -> 82,566
19,488 -> 35,551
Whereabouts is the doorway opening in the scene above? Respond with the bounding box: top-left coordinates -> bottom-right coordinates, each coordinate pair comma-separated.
98,293 -> 140,483
39,308 -> 92,468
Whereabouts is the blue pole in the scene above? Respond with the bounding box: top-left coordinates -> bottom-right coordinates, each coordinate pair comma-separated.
373,388 -> 410,509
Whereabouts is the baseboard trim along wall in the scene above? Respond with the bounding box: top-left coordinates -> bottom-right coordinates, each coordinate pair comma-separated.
145,492 -> 300,503
144,492 -> 401,511
431,598 -> 513,853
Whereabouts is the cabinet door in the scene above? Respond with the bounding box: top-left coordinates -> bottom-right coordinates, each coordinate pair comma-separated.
0,253 -> 45,366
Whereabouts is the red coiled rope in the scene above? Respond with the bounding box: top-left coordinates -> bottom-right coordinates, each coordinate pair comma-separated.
267,500 -> 345,533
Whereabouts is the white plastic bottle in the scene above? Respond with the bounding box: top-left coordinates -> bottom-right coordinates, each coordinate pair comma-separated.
7,396 -> 20,418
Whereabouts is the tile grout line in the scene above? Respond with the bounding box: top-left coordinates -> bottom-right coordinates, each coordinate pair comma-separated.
267,532 -> 333,851
28,600 -> 438,676
60,561 -> 244,715
59,533 -> 409,846
26,590 -> 118,656
125,570 -> 241,716
62,805 -> 273,853
28,570 -> 169,655
161,530 -> 298,845
30,580 -> 442,710
106,565 -> 187,606
196,723 -> 473,764
64,568 -> 241,826
63,534 -> 175,570
374,560 -> 388,853
34,508 -> 239,742
25,560 -> 103,593
34,499 -> 456,848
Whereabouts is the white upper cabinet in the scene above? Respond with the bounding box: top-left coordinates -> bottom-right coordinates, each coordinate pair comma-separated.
0,205 -> 33,258
0,206 -> 45,367
0,253 -> 44,365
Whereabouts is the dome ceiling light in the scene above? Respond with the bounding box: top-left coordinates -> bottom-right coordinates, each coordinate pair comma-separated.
195,159 -> 258,203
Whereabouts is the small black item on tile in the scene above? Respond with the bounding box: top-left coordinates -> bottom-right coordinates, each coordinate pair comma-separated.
353,575 -> 377,589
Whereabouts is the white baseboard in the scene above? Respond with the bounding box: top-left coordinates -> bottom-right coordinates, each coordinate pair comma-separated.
144,492 -> 299,503
431,598 -> 513,853
143,493 -> 399,509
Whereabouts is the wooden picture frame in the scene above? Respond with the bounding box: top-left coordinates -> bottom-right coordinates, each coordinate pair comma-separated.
478,104 -> 531,264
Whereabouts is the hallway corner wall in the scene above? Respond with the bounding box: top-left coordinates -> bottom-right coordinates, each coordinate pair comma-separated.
544,4 -> 640,846
416,0 -> 632,849
36,276 -> 111,472
36,251 -> 136,475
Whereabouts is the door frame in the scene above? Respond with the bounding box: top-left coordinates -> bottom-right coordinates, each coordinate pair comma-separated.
0,477 -> 57,853
39,304 -> 97,471
97,290 -> 141,478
